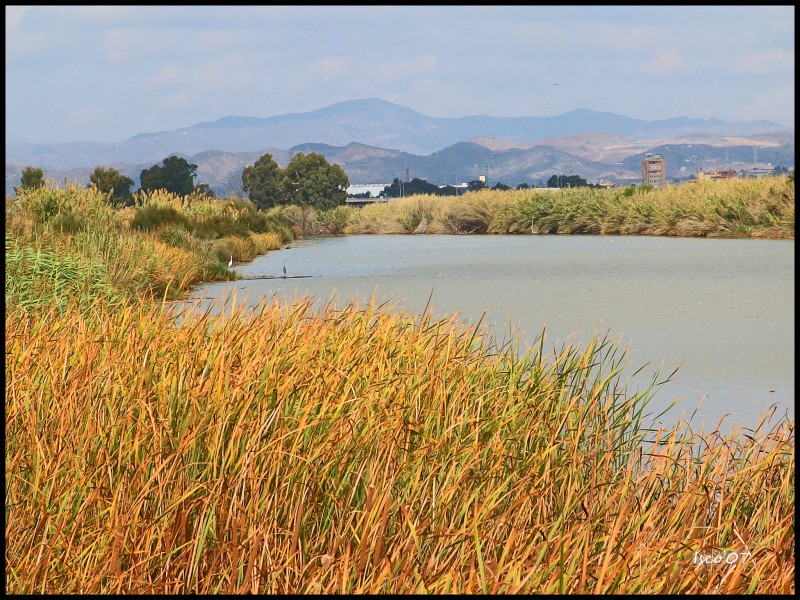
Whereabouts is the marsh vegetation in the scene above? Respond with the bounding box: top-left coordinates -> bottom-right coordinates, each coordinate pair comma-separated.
5,179 -> 794,593
275,177 -> 795,239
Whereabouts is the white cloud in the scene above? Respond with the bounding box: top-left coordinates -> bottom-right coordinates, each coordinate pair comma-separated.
146,66 -> 185,88
103,29 -> 155,65
640,51 -> 686,75
372,55 -> 438,84
156,91 -> 192,114
5,6 -> 48,55
732,82 -> 795,125
307,57 -> 350,80
5,5 -> 25,30
194,53 -> 261,89
103,27 -> 242,66
5,6 -> 795,143
735,50 -> 795,76
574,23 -> 661,52
73,6 -> 137,22
67,105 -> 113,128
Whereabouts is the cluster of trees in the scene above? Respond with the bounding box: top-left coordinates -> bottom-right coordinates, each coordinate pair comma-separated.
379,177 -> 452,198
13,157 -> 214,208
15,151 -> 349,214
242,152 -> 348,211
376,178 -> 532,198
545,174 -> 599,189
106,156 -> 215,206
13,166 -> 46,195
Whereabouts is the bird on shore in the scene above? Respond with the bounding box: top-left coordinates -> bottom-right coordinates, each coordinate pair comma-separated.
228,256 -> 234,268
283,261 -> 287,277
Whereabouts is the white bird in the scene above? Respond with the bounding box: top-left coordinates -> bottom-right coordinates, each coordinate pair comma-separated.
228,256 -> 234,268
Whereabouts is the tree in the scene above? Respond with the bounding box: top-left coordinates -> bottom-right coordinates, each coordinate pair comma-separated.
438,185 -> 461,197
516,183 -> 531,190
379,177 -> 441,198
89,166 -> 135,207
281,152 -> 348,211
242,153 -> 283,210
14,166 -> 45,194
140,156 -> 197,196
467,179 -> 486,192
379,178 -> 404,198
547,174 -> 589,188
193,183 -> 216,198
404,177 -> 441,196
491,182 -> 511,191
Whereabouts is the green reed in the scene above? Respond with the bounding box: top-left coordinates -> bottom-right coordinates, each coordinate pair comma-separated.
5,294 -> 793,594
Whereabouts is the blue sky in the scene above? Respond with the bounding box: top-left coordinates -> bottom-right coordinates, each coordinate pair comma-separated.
5,5 -> 795,145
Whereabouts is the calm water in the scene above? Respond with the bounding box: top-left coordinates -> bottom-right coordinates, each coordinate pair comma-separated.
179,235 -> 794,433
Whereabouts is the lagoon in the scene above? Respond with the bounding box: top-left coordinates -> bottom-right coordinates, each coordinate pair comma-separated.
180,235 -> 794,433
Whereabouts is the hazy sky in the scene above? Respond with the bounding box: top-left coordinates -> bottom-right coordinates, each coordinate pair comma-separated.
5,5 -> 795,145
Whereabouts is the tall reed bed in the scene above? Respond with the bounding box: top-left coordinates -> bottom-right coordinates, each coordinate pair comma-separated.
343,177 -> 794,238
5,185 -> 294,310
6,295 -> 793,594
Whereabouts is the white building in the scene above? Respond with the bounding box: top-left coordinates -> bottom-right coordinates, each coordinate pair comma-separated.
346,183 -> 391,197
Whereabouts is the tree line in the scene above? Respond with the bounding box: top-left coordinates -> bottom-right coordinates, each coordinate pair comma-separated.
13,151 -> 350,212
374,175 -> 605,198
15,152 -> 658,209
375,177 -> 525,198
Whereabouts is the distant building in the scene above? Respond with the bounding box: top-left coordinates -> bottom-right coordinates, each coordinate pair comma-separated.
345,196 -> 389,207
697,169 -> 739,182
748,167 -> 775,178
439,183 -> 469,194
641,153 -> 667,189
346,183 -> 391,197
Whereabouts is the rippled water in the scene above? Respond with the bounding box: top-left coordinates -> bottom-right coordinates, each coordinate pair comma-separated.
178,235 -> 794,433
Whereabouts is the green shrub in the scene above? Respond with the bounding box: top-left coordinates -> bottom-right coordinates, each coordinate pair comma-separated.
50,211 -> 84,234
131,204 -> 189,232
189,214 -> 250,239
318,205 -> 357,234
159,226 -> 193,248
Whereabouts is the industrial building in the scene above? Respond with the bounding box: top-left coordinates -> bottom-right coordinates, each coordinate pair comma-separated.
641,152 -> 667,188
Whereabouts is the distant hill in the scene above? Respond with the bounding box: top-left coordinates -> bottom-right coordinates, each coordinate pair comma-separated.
5,99 -> 794,195
6,98 -> 792,170
7,139 -> 794,198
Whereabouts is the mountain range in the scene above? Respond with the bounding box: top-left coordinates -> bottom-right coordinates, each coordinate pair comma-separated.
5,98 -> 794,195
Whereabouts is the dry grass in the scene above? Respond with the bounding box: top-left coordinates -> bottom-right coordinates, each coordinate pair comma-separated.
6,180 -> 794,593
5,185 -> 293,310
5,294 -> 794,594
344,177 -> 794,239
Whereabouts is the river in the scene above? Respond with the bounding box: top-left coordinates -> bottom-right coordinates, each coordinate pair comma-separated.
177,234 -> 794,433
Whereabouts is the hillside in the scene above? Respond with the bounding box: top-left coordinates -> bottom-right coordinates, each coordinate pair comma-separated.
5,99 -> 794,195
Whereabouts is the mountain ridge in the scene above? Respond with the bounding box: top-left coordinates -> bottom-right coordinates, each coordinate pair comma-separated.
6,138 -> 794,198
5,99 -> 794,195
7,98 -> 792,169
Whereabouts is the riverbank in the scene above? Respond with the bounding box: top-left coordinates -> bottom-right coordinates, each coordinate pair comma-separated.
5,186 -> 296,311
277,176 -> 795,240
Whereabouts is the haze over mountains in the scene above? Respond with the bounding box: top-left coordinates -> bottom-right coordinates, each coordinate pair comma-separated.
5,98 -> 794,195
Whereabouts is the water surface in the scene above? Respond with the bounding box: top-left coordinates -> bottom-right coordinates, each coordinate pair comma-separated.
180,235 -> 794,433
